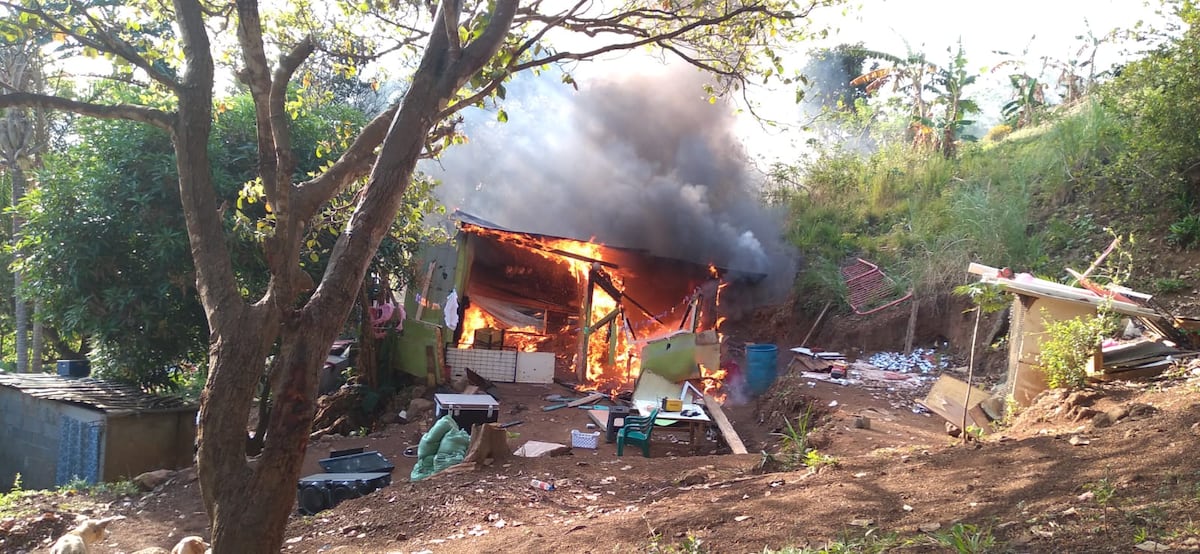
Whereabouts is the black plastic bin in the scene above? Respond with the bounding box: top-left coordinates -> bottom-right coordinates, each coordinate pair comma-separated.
317,450 -> 396,475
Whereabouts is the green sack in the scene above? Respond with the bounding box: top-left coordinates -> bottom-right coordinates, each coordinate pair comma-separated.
410,456 -> 435,482
417,414 -> 458,459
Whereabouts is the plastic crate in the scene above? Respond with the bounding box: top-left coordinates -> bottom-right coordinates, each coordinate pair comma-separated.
571,429 -> 600,449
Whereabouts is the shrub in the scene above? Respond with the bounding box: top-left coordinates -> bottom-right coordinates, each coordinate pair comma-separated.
984,124 -> 1013,142
1168,214 -> 1200,249
1038,310 -> 1117,389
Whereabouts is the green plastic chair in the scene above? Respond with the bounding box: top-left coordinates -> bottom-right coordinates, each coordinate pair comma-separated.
617,408 -> 659,457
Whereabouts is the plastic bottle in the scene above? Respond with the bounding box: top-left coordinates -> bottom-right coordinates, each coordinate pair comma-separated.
530,479 -> 555,491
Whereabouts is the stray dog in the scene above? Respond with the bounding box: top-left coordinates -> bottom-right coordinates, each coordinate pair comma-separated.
171,536 -> 211,554
49,516 -> 124,554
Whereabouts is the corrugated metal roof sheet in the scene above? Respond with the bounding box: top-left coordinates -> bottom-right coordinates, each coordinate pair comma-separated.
0,372 -> 196,414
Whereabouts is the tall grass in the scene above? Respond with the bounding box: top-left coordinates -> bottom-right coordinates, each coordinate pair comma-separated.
776,99 -> 1126,301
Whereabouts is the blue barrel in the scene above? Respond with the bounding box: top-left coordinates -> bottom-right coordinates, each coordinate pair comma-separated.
745,344 -> 778,396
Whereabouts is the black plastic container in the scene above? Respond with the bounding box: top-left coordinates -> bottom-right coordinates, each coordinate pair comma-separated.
317,450 -> 396,475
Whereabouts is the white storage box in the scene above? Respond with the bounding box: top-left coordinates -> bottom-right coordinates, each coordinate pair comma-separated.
571,429 -> 600,449
434,393 -> 500,431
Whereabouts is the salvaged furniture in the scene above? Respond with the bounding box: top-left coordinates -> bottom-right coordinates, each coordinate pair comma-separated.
617,408 -> 659,457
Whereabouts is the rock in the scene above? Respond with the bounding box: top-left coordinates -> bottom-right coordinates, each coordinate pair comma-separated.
408,398 -> 435,418
676,467 -> 711,487
854,416 -> 871,430
1068,435 -> 1091,446
131,548 -> 170,554
1073,407 -> 1098,422
1106,406 -> 1129,423
918,522 -> 941,533
133,469 -> 174,491
1191,422 -> 1200,437
849,518 -> 874,527
176,465 -> 198,484
1127,403 -> 1157,419
1090,412 -> 1114,429
945,422 -> 962,438
1135,540 -> 1170,551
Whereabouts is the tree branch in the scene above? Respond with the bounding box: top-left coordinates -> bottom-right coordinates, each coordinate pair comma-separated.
293,104 -> 398,222
0,2 -> 180,91
234,0 -> 281,203
265,37 -> 316,294
442,0 -> 462,61
0,92 -> 172,130
76,6 -> 181,90
512,4 -> 771,73
451,0 -> 520,90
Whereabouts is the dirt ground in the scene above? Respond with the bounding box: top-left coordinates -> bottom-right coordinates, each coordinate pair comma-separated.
5,350 -> 1200,553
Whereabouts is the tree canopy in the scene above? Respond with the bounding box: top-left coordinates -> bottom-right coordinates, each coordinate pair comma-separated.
0,0 -> 833,550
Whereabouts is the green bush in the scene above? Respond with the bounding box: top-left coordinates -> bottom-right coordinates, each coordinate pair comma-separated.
1038,310 -> 1117,389
1168,214 -> 1200,248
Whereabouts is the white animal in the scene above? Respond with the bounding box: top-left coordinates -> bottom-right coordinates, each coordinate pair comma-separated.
49,516 -> 124,554
170,535 -> 212,554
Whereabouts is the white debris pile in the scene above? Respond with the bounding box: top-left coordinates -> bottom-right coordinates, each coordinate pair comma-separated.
866,348 -> 948,374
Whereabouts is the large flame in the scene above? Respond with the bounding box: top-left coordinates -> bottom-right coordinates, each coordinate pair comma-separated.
698,362 -> 728,404
458,305 -> 548,352
460,223 -> 726,397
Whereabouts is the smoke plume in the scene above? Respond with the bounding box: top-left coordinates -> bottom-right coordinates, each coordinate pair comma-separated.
421,65 -> 795,293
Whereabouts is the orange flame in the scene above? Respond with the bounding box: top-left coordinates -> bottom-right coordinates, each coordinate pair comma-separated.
698,362 -> 728,404
461,223 -> 725,394
458,305 -> 547,352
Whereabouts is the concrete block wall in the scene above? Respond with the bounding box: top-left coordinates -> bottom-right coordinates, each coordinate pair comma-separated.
0,388 -> 104,491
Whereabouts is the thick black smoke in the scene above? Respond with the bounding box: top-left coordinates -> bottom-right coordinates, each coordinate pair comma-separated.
421,65 -> 794,287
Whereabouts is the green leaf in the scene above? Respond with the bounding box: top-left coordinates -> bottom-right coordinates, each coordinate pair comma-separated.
497,109 -> 508,123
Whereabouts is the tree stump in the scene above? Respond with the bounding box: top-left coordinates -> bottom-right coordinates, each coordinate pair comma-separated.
440,423 -> 511,475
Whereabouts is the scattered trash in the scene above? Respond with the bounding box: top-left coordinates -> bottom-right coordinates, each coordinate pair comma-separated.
849,518 -> 874,527
828,400 -> 839,407
1077,491 -> 1095,502
530,479 -> 555,491
1135,541 -> 1170,551
734,515 -> 751,522
1068,435 -> 1091,446
867,348 -> 947,374
902,504 -> 913,512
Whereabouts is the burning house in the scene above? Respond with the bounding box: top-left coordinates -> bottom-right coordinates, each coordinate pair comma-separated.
394,211 -> 738,398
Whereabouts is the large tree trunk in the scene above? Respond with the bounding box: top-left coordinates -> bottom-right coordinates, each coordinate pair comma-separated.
31,300 -> 42,373
11,164 -> 27,373
178,0 -> 517,549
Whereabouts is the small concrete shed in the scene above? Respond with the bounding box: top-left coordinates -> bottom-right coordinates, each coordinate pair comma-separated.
0,372 -> 197,490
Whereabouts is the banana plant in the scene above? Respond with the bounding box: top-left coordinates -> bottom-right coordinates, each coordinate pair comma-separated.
849,43 -> 940,146
930,42 -> 979,158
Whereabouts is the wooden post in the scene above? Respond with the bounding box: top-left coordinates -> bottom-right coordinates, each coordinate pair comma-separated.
800,301 -> 831,348
904,296 -> 919,354
414,261 -> 437,321
576,268 -> 595,382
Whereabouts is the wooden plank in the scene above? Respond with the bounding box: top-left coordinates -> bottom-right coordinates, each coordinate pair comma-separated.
920,375 -> 992,432
462,385 -> 480,395
587,409 -> 608,431
701,394 -> 748,454
566,392 -> 605,408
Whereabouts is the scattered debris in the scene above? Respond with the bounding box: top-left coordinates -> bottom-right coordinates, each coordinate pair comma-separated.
867,348 -> 946,374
